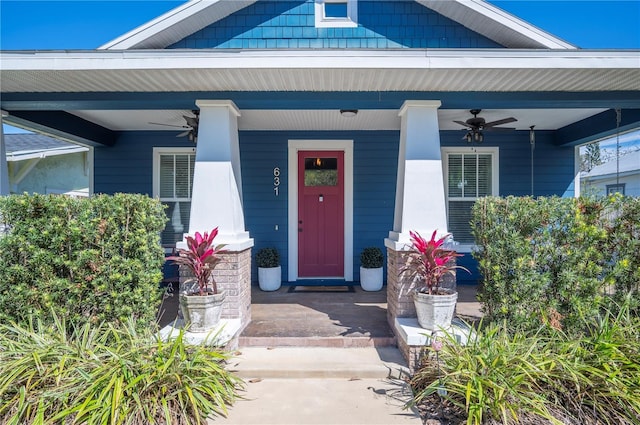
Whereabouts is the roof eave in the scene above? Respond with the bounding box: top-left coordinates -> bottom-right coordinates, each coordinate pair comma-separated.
99,0 -> 258,50
7,146 -> 89,161
418,0 -> 575,49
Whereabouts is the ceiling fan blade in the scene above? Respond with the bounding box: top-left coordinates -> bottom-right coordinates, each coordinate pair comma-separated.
151,122 -> 189,129
149,121 -> 189,129
484,117 -> 517,128
183,116 -> 199,127
484,126 -> 516,132
453,120 -> 470,127
176,130 -> 190,137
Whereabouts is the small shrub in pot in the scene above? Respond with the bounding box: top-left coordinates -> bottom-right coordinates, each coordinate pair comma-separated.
360,247 -> 384,291
256,247 -> 281,291
256,247 -> 280,268
360,247 -> 384,269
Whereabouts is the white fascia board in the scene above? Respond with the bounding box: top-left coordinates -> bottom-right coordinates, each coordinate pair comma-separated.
418,0 -> 575,49
3,49 -> 639,71
7,146 -> 89,161
100,0 -> 257,50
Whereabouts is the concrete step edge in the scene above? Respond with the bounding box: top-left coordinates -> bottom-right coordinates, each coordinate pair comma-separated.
238,336 -> 397,348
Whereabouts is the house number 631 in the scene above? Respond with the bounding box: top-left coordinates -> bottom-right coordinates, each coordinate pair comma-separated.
273,167 -> 280,196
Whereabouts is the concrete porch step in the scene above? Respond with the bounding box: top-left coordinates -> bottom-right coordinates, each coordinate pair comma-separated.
238,335 -> 396,348
229,346 -> 409,380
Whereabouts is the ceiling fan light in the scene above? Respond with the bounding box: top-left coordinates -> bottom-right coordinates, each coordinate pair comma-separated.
465,132 -> 472,143
340,109 -> 358,118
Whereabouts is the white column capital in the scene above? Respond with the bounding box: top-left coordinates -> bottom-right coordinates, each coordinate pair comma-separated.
195,100 -> 241,117
398,100 -> 442,117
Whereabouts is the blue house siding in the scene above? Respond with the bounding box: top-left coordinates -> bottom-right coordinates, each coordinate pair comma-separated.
239,130 -> 398,284
352,131 -> 399,282
93,128 -> 575,285
169,0 -> 502,49
440,130 -> 576,198
94,131 -> 189,195
239,132 -> 290,282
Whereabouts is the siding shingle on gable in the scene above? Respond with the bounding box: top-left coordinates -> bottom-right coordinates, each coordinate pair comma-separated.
168,0 -> 502,49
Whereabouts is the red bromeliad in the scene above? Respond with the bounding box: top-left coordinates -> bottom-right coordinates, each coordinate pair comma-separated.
167,227 -> 226,296
403,230 -> 468,295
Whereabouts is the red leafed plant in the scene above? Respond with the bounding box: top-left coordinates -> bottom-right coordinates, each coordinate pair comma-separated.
402,230 -> 468,295
167,227 -> 226,296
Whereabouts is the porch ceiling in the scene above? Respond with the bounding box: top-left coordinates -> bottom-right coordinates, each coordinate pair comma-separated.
68,108 -> 608,132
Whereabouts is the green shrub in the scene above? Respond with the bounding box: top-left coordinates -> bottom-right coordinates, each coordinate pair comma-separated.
471,195 -> 639,334
411,309 -> 640,425
0,193 -> 167,331
360,247 -> 384,269
602,195 -> 640,314
0,316 -> 244,424
255,247 -> 280,268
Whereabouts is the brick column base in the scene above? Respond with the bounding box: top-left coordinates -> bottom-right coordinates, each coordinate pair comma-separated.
387,246 -> 457,371
179,247 -> 252,331
386,248 -> 416,329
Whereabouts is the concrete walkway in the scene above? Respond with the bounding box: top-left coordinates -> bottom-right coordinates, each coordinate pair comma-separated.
211,347 -> 422,424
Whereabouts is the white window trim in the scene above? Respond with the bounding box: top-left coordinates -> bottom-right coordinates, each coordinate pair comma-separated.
441,146 -> 499,253
288,140 -> 354,282
315,0 -> 358,28
152,147 -> 196,198
152,147 -> 196,252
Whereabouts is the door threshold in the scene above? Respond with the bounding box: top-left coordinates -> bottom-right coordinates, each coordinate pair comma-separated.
291,278 -> 348,287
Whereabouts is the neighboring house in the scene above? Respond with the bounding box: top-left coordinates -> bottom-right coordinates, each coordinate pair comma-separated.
1,0 -> 639,291
581,150 -> 640,197
5,133 -> 90,196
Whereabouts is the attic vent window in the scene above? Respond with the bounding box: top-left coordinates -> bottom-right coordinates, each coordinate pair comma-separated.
315,0 -> 358,28
325,2 -> 348,18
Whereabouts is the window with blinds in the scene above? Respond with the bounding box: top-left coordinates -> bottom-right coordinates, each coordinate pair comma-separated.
157,152 -> 195,246
446,151 -> 495,243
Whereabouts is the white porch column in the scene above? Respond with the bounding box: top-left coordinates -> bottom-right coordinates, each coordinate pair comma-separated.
187,100 -> 253,250
386,100 -> 448,249
0,111 -> 10,196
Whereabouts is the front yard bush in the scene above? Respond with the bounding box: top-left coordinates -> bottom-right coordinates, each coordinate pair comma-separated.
0,316 -> 244,424
0,193 -> 167,331
411,309 -> 640,425
471,195 -> 640,334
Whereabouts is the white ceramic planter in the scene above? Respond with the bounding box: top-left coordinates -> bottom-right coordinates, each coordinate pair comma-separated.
258,266 -> 281,291
179,291 -> 225,333
360,266 -> 383,291
413,289 -> 457,330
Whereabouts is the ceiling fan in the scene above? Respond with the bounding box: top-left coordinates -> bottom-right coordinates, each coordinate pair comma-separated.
453,109 -> 517,143
149,110 -> 199,142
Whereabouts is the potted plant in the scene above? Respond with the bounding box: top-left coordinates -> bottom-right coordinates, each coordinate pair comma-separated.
360,247 -> 384,291
402,230 -> 468,330
166,227 -> 226,332
256,247 -> 281,291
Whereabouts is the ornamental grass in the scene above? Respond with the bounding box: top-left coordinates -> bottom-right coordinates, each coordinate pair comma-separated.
411,306 -> 640,425
0,315 -> 244,425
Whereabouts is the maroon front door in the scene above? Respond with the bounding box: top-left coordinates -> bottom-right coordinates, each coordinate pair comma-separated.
298,151 -> 344,277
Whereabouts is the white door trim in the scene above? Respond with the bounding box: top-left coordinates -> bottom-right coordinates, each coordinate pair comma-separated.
288,140 -> 353,282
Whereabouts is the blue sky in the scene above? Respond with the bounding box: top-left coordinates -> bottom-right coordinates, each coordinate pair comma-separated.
1,1 -> 639,50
